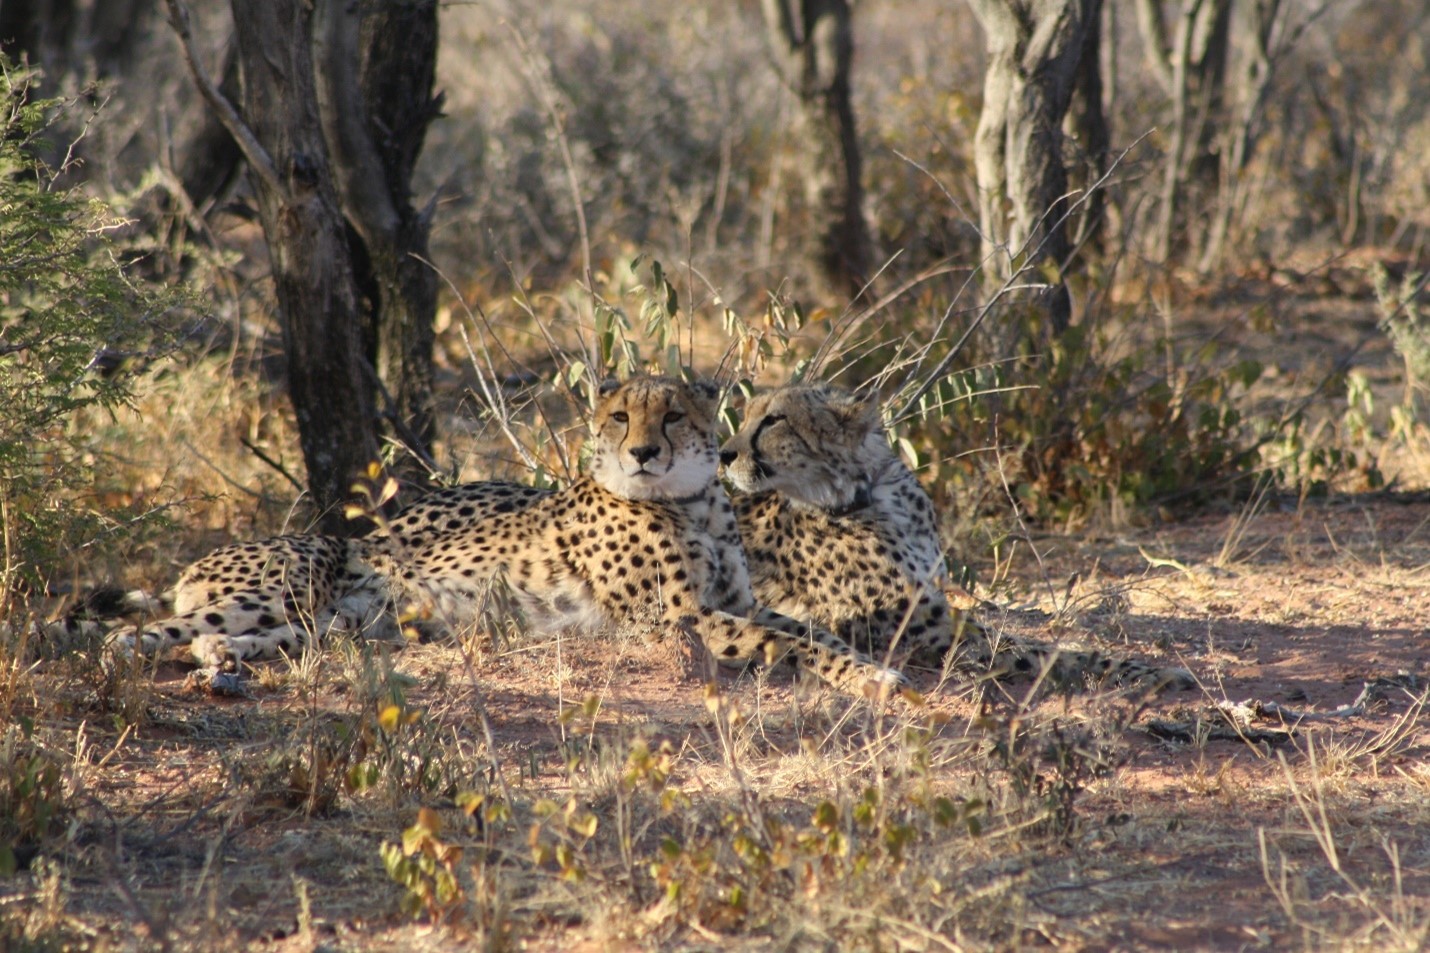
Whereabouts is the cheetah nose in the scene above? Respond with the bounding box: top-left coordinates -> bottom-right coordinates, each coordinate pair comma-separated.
719,449 -> 737,466
630,445 -> 660,464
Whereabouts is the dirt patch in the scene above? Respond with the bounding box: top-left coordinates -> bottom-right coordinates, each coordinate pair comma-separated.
3,495 -> 1428,950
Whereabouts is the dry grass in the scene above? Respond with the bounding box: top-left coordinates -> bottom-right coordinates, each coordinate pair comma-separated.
4,331 -> 1429,950
6,216 -> 1430,949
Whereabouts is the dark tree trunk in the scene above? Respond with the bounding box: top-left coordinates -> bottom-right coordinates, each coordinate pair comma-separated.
0,0 -> 76,73
761,0 -> 874,301
165,0 -> 440,523
314,0 -> 440,465
1137,0 -> 1233,262
227,0 -> 382,533
0,0 -> 152,80
967,0 -> 1101,338
85,0 -> 153,79
1065,1 -> 1109,258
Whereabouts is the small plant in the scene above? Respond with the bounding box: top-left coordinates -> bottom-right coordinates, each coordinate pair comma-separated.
1375,265 -> 1429,433
981,710 -> 1122,841
891,309 -> 1272,527
234,714 -> 352,817
0,856 -> 71,951
382,805 -> 472,923
381,792 -> 511,926
0,723 -> 74,876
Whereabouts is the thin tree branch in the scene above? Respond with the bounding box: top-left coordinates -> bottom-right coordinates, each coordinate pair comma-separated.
161,0 -> 286,201
311,0 -> 400,248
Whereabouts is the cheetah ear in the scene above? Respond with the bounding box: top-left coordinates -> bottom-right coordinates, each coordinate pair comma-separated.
832,393 -> 883,436
688,379 -> 721,403
684,378 -> 721,414
598,378 -> 621,397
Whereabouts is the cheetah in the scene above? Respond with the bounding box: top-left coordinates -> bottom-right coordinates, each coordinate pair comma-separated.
718,383 -> 1195,691
379,384 -> 1194,690
107,377 -> 902,696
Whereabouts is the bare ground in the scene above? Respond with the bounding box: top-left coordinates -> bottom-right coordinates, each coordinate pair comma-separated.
4,489 -> 1428,952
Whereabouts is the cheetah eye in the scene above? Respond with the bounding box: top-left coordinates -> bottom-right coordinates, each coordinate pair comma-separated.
664,411 -> 684,424
765,414 -> 787,426
611,411 -> 629,423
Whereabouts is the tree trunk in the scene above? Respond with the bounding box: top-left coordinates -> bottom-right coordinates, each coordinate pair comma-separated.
761,0 -> 873,301
1065,0 -> 1109,258
1196,0 -> 1282,272
0,0 -> 152,81
1141,0 -> 1233,262
0,0 -> 77,74
228,0 -> 382,533
165,0 -> 440,523
967,0 -> 1100,338
314,0 -> 440,466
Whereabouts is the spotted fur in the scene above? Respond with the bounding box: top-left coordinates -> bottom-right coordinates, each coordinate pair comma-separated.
720,383 -> 1195,691
107,377 -> 901,696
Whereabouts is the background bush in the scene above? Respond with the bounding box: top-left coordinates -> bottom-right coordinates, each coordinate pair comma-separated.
0,61 -> 189,611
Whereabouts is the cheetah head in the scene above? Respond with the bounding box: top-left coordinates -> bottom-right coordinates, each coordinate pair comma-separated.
589,375 -> 722,501
719,383 -> 889,511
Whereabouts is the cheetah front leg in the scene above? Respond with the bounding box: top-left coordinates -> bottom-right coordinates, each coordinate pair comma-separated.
686,605 -> 906,695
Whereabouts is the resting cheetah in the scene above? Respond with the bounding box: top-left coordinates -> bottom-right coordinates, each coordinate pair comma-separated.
107,377 -> 901,695
719,383 -> 1195,690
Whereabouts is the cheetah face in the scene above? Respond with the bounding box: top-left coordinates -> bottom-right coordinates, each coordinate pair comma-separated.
589,376 -> 721,500
720,384 -> 886,511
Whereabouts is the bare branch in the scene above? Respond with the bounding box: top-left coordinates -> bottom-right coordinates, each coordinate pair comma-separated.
161,0 -> 285,200
311,0 -> 400,248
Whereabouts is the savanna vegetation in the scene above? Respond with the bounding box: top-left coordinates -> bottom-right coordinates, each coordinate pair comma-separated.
1,1 -> 1428,949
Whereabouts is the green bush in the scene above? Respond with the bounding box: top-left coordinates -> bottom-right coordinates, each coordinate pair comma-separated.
0,722 -> 72,876
881,295 -> 1282,529
0,59 -> 188,611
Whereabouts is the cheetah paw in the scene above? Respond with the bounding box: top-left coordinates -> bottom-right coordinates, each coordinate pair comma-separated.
98,629 -> 142,672
190,634 -> 241,673
860,665 -> 909,697
184,668 -> 249,697
1160,667 -> 1198,692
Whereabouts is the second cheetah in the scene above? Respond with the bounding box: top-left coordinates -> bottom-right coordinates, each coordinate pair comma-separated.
719,383 -> 1195,690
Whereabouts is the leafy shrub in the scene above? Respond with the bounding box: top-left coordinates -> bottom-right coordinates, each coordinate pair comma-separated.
0,722 -> 73,876
883,295 -> 1282,528
0,59 -> 188,611
1375,265 -> 1430,423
